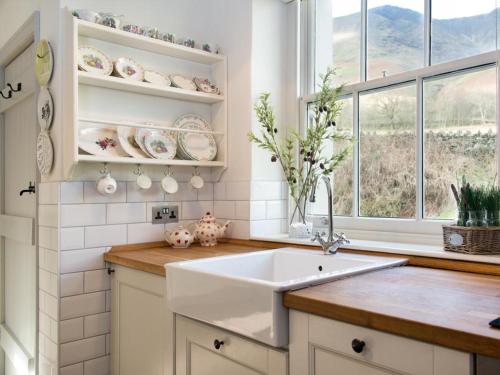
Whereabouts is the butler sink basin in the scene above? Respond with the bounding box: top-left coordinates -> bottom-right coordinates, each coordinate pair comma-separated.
166,248 -> 407,347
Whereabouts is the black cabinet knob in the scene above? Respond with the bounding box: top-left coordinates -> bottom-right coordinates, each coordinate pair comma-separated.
351,338 -> 365,353
214,339 -> 224,350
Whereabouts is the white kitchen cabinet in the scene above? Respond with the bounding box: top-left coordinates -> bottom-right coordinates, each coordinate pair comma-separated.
176,315 -> 288,375
111,265 -> 174,375
289,311 -> 473,375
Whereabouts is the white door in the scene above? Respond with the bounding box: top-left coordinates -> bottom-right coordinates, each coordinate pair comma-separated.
1,43 -> 37,375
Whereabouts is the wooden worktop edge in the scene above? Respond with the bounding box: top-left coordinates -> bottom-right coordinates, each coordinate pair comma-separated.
103,251 -> 166,276
283,293 -> 500,359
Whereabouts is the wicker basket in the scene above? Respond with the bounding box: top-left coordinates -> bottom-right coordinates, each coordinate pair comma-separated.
443,225 -> 500,255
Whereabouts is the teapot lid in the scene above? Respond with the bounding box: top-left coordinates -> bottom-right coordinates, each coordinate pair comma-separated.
200,212 -> 216,223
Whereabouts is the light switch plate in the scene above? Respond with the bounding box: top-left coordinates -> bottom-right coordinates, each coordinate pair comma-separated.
152,205 -> 179,224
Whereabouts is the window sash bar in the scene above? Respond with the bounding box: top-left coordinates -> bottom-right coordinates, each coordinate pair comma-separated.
361,0 -> 368,82
416,77 -> 424,221
353,91 -> 360,217
424,0 -> 431,67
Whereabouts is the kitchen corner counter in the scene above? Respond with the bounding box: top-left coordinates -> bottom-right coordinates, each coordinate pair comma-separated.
104,240 -> 277,276
284,266 -> 500,359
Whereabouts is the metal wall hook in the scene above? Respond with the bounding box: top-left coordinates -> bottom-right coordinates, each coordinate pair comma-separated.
0,89 -> 12,100
99,163 -> 109,175
7,82 -> 21,93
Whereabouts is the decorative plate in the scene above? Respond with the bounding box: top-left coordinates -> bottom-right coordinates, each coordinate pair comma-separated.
169,74 -> 197,91
78,46 -> 113,76
37,87 -> 54,131
117,126 -> 149,158
193,77 -> 220,95
37,132 -> 53,176
134,125 -> 160,157
144,133 -> 177,159
144,70 -> 171,87
114,57 -> 144,81
78,127 -> 128,157
35,40 -> 53,86
174,114 -> 217,161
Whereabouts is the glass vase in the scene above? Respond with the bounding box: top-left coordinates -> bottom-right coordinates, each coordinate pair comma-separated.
487,210 -> 500,227
456,209 -> 468,227
466,210 -> 487,227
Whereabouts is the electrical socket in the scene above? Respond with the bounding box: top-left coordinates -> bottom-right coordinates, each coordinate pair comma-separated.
152,205 -> 179,224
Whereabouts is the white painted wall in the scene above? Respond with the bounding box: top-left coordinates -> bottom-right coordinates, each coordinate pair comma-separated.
0,0 -> 40,49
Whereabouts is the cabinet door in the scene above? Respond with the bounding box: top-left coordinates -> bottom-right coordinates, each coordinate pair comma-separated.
176,315 -> 288,375
111,266 -> 173,375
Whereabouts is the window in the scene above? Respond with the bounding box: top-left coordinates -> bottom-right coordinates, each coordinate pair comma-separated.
305,0 -> 499,238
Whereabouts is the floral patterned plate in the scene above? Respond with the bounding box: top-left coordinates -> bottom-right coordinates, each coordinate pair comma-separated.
193,77 -> 220,95
117,126 -> 149,158
79,127 -> 128,157
174,114 -> 217,161
135,125 -> 162,157
114,57 -> 144,81
37,87 -> 54,131
144,70 -> 171,87
169,74 -> 197,91
78,46 -> 113,76
144,133 -> 177,159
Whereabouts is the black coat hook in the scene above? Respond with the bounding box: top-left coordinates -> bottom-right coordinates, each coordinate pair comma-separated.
0,89 -> 12,99
7,82 -> 22,93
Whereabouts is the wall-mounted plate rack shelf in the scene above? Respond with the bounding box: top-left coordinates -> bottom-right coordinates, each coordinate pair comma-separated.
78,72 -> 225,104
62,8 -> 228,179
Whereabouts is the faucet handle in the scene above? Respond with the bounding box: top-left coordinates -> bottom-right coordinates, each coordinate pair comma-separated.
311,231 -> 322,242
335,232 -> 349,243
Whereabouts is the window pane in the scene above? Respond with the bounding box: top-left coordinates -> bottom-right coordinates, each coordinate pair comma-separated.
316,0 -> 361,86
431,0 -> 497,65
359,84 -> 417,218
424,67 -> 497,219
308,97 -> 354,217
367,1 -> 424,80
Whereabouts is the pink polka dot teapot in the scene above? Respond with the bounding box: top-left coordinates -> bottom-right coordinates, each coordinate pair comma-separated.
165,225 -> 195,248
191,212 -> 231,247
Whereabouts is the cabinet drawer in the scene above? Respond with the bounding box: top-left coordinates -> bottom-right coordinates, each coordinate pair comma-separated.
309,315 -> 434,374
176,315 -> 287,374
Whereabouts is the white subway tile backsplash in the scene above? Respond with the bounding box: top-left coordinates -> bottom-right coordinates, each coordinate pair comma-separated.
39,312 -> 51,338
60,318 -> 84,344
84,270 -> 110,293
250,201 -> 266,220
39,205 -> 58,228
105,334 -> 111,355
105,291 -> 111,312
85,225 -> 127,248
84,355 -> 110,375
40,269 -> 58,297
250,219 -> 282,237
61,205 -> 106,227
44,336 -> 58,363
251,181 -> 282,201
165,182 -> 197,202
83,181 -> 126,203
126,181 -> 164,202
39,226 -> 58,250
61,227 -> 85,251
61,182 -> 84,204
39,182 -> 59,204
235,201 -> 250,220
106,203 -> 146,224
40,247 -> 58,274
61,248 -> 106,274
127,222 -> 165,243
182,201 -> 214,220
61,292 -> 106,320
214,201 -> 235,219
197,182 -> 214,201
84,312 -> 110,337
60,335 -> 106,366
214,182 -> 226,200
60,362 -> 83,375
61,273 -> 84,297
226,220 -> 250,239
226,181 -> 250,201
266,200 -> 285,219
40,291 -> 58,320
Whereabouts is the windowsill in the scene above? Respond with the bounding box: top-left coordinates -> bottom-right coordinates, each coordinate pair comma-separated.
251,234 -> 500,265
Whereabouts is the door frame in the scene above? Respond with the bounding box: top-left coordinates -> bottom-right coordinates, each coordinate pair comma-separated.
0,11 -> 40,375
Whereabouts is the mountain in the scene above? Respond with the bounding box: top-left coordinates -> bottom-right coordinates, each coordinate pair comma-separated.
332,5 -> 498,78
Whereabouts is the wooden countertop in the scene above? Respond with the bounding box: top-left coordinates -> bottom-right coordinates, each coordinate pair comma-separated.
284,266 -> 500,358
104,240 -> 276,276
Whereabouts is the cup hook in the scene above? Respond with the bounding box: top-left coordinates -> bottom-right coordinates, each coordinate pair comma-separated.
99,163 -> 109,175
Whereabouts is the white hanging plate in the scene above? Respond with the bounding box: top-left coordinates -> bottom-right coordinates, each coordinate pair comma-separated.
169,74 -> 197,91
37,132 -> 53,176
35,40 -> 53,86
37,87 -> 54,131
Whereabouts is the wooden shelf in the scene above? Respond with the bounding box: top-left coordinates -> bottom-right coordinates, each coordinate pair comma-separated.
77,154 -> 225,167
77,19 -> 224,65
78,72 -> 224,104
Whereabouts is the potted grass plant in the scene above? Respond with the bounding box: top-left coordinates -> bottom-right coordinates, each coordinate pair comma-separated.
248,68 -> 354,237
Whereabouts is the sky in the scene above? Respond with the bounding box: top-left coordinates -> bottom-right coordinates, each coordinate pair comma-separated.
331,0 -> 497,19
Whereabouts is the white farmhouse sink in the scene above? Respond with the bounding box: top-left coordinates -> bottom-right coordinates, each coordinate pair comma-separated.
166,248 -> 407,347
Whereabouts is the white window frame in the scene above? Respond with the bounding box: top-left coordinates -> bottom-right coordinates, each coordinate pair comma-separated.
299,0 -> 500,244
